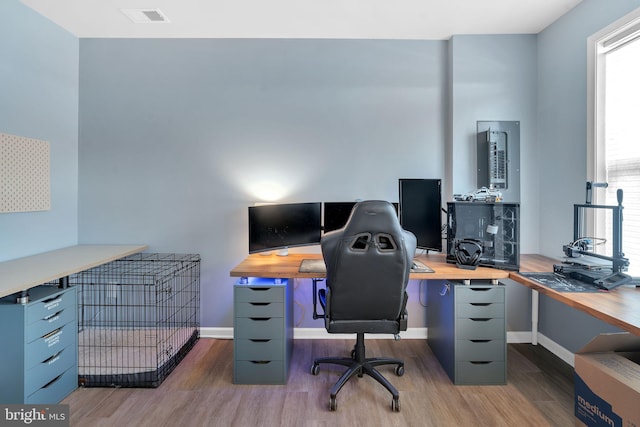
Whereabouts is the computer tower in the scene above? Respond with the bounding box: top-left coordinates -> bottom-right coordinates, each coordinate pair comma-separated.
446,202 -> 519,270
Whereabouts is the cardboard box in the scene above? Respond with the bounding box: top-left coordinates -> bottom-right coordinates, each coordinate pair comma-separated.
574,333 -> 640,427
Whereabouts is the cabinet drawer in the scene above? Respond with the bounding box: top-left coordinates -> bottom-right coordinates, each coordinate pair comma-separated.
26,366 -> 77,404
457,302 -> 504,319
26,290 -> 75,325
455,361 -> 505,385
235,286 -> 283,303
234,360 -> 285,384
235,317 -> 284,339
235,339 -> 284,360
26,306 -> 76,343
235,302 -> 284,318
25,345 -> 76,396
455,318 -> 505,340
455,287 -> 504,304
26,321 -> 76,369
455,339 -> 505,362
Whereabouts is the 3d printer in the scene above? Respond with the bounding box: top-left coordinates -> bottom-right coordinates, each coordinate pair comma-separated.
554,182 -> 631,290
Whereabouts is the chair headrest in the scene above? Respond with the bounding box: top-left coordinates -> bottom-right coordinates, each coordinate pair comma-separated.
341,200 -> 402,237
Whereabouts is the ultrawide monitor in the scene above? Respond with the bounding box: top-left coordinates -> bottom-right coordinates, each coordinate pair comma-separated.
248,202 -> 322,254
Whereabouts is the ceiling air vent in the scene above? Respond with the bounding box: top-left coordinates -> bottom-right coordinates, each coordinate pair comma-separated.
120,9 -> 170,24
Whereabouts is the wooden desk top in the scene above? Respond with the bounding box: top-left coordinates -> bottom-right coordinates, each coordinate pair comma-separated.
229,252 -> 511,281
512,254 -> 640,336
230,252 -> 640,335
0,244 -> 148,298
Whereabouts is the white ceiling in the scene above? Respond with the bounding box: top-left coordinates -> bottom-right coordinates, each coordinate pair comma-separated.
21,0 -> 583,40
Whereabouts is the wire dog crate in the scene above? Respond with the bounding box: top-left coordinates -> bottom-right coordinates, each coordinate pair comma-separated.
72,253 -> 200,387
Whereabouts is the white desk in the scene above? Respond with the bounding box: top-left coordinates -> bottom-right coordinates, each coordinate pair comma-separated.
0,244 -> 147,404
0,245 -> 148,298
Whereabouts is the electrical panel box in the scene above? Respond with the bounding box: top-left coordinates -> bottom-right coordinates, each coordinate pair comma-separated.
477,121 -> 520,202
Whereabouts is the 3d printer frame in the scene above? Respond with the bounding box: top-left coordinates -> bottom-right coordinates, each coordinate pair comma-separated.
572,203 -> 628,273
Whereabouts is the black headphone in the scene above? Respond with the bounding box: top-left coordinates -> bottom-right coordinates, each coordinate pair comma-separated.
454,239 -> 483,269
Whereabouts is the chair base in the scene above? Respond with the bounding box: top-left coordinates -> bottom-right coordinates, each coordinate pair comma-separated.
311,332 -> 403,412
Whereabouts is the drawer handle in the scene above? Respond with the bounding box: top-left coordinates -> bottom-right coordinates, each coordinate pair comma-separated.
43,350 -> 63,365
43,328 -> 62,339
43,295 -> 63,303
469,361 -> 492,365
249,288 -> 270,292
470,303 -> 491,307
250,303 -> 270,306
469,318 -> 491,322
42,296 -> 64,310
43,328 -> 63,348
249,317 -> 270,321
250,339 -> 272,343
43,309 -> 64,322
469,340 -> 491,343
249,361 -> 272,365
42,373 -> 64,389
469,288 -> 492,292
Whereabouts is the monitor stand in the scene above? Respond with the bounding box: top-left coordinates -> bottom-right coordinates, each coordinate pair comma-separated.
277,247 -> 289,256
258,248 -> 289,256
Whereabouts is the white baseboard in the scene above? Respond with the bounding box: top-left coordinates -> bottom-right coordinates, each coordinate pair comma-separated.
536,333 -> 575,367
201,328 -> 536,343
199,327 -> 575,367
200,327 -> 233,339
200,327 -> 429,340
507,331 -> 534,343
293,327 -> 429,339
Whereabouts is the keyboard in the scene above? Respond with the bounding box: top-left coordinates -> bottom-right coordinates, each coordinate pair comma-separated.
411,259 -> 434,273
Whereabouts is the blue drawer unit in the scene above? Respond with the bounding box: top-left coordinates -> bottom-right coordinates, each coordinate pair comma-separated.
0,284 -> 78,404
233,278 -> 293,384
427,281 -> 506,385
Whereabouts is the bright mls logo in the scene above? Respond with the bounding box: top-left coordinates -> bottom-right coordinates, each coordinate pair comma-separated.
1,405 -> 68,426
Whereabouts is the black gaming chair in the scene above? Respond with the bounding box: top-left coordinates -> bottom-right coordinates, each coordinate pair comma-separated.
311,200 -> 417,412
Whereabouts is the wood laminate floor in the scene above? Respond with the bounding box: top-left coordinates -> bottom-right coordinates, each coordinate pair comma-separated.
62,338 -> 575,427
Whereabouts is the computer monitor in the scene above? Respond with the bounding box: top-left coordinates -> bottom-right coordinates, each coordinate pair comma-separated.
323,202 -> 356,233
248,202 -> 322,254
399,179 -> 443,252
323,202 -> 399,233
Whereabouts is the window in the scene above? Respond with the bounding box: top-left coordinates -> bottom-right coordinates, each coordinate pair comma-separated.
588,9 -> 640,276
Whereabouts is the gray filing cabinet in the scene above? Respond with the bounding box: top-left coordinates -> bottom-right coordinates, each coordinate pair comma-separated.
0,285 -> 78,403
427,281 -> 506,385
233,277 -> 293,384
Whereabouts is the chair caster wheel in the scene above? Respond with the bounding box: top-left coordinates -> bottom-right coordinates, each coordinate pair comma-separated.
311,364 -> 320,375
392,396 -> 400,412
329,396 -> 337,411
395,364 -> 404,376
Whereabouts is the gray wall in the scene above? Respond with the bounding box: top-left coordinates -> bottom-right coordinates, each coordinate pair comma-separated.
0,1 -> 79,262
77,37 -> 537,331
449,34 -> 539,254
77,39 -> 448,328
536,0 -> 640,351
447,35 -> 538,334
